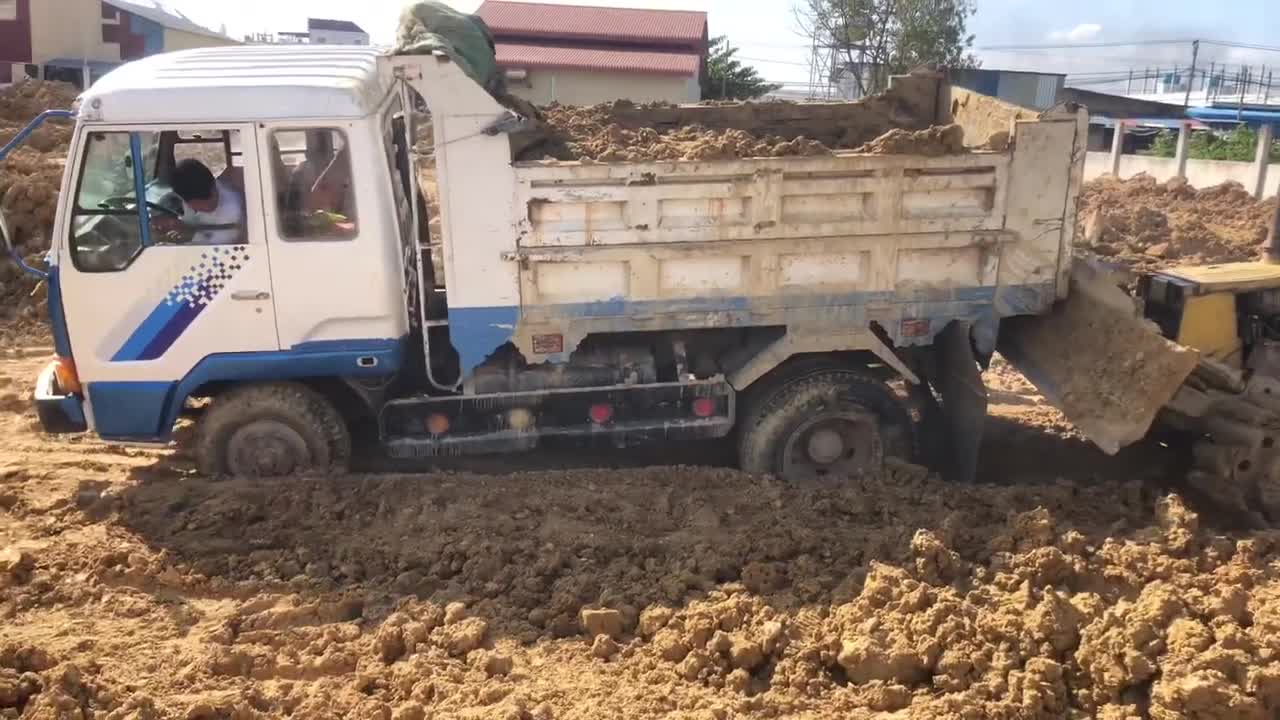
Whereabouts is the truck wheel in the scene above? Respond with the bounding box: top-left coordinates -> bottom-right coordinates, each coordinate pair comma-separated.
738,370 -> 913,480
194,383 -> 351,478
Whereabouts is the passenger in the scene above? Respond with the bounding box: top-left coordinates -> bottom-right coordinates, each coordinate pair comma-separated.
289,131 -> 350,215
162,158 -> 245,245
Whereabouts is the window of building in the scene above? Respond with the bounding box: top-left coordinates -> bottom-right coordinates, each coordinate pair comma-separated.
0,0 -> 18,21
270,129 -> 358,240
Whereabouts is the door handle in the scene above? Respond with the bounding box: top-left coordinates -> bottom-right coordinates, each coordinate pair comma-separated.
231,290 -> 270,301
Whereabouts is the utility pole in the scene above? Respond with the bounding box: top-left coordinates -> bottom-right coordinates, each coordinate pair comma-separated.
1127,69 -> 1133,94
1239,67 -> 1248,122
1207,60 -> 1216,102
1183,40 -> 1199,107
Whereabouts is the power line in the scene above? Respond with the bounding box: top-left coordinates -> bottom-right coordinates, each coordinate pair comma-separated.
738,56 -> 812,67
978,39 -> 1194,51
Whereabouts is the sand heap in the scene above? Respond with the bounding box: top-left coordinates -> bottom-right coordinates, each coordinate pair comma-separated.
520,95 -> 971,163
1078,174 -> 1277,272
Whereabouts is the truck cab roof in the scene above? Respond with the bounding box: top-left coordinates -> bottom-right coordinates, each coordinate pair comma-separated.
80,45 -> 391,125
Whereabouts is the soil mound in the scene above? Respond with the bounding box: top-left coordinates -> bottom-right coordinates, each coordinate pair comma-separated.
1078,174 -> 1277,272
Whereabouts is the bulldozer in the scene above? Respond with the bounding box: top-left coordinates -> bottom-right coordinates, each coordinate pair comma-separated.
1002,199 -> 1280,527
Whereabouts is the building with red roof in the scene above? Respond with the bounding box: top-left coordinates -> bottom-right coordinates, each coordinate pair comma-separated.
474,0 -> 708,106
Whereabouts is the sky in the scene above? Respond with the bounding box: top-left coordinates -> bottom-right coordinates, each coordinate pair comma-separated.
156,0 -> 1280,96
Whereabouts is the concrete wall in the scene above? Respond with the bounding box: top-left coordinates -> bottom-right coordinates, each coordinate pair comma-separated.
162,27 -> 237,52
510,69 -> 698,106
1084,151 -> 1280,198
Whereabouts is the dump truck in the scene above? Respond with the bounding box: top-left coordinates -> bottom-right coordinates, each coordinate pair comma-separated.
9,44 -> 1219,491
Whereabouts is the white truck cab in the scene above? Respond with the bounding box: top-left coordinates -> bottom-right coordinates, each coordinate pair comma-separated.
6,45 -> 1087,482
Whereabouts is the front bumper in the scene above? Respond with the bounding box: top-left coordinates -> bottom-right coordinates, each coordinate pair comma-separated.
34,361 -> 87,434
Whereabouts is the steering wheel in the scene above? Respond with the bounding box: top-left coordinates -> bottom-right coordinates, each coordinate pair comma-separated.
97,195 -> 182,219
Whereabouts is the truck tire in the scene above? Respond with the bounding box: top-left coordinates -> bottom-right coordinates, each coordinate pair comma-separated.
194,383 -> 351,478
738,369 -> 914,480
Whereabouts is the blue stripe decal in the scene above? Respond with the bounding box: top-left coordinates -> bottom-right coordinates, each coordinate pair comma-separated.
111,245 -> 252,362
46,266 -> 74,358
111,299 -> 183,362
90,338 -> 407,442
446,283 -> 1057,377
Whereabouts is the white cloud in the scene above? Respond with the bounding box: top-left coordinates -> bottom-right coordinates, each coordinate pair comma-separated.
1047,23 -> 1103,43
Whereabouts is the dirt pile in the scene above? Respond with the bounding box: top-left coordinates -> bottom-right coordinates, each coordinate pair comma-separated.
1,335 -> 1277,720
519,96 -> 970,163
1077,174 -> 1277,272
0,81 -> 76,331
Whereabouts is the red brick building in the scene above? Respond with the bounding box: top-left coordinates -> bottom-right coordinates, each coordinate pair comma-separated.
474,0 -> 708,105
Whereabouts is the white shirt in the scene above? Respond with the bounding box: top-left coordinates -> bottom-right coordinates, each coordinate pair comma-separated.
182,178 -> 244,245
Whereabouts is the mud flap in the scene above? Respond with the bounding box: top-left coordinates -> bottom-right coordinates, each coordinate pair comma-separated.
934,320 -> 987,484
998,260 -> 1200,455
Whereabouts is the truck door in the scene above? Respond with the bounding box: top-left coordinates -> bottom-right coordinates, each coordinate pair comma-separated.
58,125 -> 279,440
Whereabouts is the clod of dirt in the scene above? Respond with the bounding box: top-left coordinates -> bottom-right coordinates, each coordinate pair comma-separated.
580,607 -> 625,638
854,123 -> 966,156
1078,173 -> 1276,273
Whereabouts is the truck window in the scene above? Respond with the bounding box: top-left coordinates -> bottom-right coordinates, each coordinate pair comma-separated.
270,129 -> 358,241
70,132 -> 147,272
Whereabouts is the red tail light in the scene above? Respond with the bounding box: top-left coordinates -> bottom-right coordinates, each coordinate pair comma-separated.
691,397 -> 716,418
588,403 -> 614,425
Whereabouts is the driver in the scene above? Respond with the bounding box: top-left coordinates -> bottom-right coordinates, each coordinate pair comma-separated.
162,159 -> 244,245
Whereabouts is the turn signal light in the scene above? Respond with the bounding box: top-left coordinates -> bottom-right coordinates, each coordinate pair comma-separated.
425,412 -> 450,435
52,356 -> 81,395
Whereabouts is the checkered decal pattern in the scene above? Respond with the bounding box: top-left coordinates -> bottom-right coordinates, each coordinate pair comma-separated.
111,245 -> 251,362
166,245 -> 249,308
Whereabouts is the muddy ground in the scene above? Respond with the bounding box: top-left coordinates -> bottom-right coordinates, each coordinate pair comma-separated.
3,344 -> 1279,719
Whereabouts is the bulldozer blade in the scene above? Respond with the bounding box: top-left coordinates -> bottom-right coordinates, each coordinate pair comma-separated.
998,260 -> 1200,455
934,320 -> 987,483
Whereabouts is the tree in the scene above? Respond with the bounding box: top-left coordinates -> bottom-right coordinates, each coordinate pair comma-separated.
1148,126 -> 1280,163
703,36 -> 783,100
796,0 -> 978,97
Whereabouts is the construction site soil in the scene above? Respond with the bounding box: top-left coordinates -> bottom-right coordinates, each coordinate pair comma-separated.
1078,174 -> 1279,274
0,82 -> 76,331
3,346 -> 1280,719
516,99 -> 966,163
4,84 -> 1280,719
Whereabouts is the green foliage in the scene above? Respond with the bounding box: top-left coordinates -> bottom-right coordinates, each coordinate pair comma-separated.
797,0 -> 978,95
1147,126 -> 1280,162
702,37 -> 782,100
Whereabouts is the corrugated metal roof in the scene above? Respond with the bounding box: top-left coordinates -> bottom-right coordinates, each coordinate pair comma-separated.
309,18 -> 367,34
104,0 -> 233,42
496,41 -> 699,76
83,46 -> 388,123
476,1 -> 706,48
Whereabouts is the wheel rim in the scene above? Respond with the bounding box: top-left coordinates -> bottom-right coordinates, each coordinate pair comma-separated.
226,419 -> 311,477
782,407 -> 883,479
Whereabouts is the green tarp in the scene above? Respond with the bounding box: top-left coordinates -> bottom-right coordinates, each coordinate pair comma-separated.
394,1 -> 504,95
